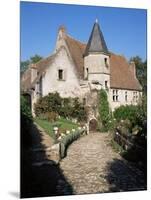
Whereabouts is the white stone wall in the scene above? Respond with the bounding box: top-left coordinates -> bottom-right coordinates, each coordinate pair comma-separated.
31,68 -> 37,83
41,47 -> 82,98
109,88 -> 142,111
84,54 -> 110,89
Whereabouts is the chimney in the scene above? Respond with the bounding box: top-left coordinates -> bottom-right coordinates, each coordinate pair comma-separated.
55,25 -> 67,52
58,25 -> 66,39
129,61 -> 136,78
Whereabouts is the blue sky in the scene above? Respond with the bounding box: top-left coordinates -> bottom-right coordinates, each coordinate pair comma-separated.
20,1 -> 147,61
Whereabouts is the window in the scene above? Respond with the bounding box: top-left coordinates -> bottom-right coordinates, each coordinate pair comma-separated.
113,89 -> 118,102
86,68 -> 89,79
133,91 -> 138,102
125,91 -> 128,102
36,76 -> 43,97
105,81 -> 108,89
39,76 -> 43,97
104,58 -> 108,68
58,69 -> 63,80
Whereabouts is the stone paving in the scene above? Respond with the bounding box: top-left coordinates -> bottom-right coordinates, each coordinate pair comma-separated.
57,132 -> 147,195
26,124 -> 146,197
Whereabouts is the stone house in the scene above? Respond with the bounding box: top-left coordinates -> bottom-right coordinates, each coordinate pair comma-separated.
21,20 -> 142,122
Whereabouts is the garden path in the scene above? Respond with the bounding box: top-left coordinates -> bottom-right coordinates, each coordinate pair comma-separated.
57,132 -> 146,195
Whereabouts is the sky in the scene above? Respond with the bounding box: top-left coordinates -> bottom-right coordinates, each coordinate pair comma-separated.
20,1 -> 147,62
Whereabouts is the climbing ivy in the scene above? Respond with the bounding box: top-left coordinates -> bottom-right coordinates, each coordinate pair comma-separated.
98,89 -> 111,131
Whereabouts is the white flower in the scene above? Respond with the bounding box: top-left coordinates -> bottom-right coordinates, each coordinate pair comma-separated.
61,133 -> 65,137
53,127 -> 58,131
66,130 -> 70,134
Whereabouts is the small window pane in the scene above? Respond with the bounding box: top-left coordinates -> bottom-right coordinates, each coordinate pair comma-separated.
58,69 -> 63,80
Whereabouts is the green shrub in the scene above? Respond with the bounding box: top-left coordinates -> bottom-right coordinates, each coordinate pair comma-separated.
113,105 -> 138,124
34,92 -> 62,116
114,103 -> 146,135
21,95 -> 32,121
21,95 -> 32,147
60,129 -> 85,158
34,93 -> 87,122
59,97 -> 73,118
112,102 -> 147,172
98,89 -> 112,131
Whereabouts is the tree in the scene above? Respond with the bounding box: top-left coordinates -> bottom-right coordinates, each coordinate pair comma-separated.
20,60 -> 30,73
130,56 -> 147,94
20,54 -> 43,73
30,54 -> 43,64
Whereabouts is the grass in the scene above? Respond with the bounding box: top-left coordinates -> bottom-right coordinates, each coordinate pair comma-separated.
34,117 -> 78,139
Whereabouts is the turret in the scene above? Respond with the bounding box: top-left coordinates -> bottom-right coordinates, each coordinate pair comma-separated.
84,19 -> 110,90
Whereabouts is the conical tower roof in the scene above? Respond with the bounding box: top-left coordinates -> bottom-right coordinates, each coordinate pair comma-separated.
84,19 -> 109,56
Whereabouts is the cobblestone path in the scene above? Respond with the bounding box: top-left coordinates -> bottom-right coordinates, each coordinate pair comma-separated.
58,132 -> 146,195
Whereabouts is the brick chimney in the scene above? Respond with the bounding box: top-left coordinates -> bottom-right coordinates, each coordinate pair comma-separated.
129,61 -> 136,78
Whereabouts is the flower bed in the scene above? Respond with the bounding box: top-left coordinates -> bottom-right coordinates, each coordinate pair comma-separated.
59,129 -> 86,159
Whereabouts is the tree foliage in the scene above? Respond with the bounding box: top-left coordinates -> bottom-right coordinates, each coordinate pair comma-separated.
20,54 -> 43,73
34,93 -> 87,122
21,95 -> 32,147
21,95 -> 32,121
130,56 -> 147,94
30,54 -> 43,64
20,60 -> 30,73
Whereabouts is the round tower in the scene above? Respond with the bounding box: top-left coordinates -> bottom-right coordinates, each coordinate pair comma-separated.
84,19 -> 110,90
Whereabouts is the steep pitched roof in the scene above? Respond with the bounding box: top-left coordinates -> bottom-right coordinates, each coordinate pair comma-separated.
21,25 -> 142,92
65,35 -> 86,79
64,35 -> 141,90
110,53 -> 142,90
84,20 -> 109,56
34,54 -> 55,73
21,55 -> 55,92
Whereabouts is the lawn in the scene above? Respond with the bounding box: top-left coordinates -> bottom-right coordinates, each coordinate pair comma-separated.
34,117 -> 78,139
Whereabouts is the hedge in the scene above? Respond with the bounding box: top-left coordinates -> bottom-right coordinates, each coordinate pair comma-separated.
59,129 -> 85,158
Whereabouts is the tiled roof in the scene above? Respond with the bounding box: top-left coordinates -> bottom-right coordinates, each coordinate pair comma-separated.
110,53 -> 142,90
65,35 -> 141,90
21,55 -> 55,92
65,35 -> 85,79
21,28 -> 142,92
33,54 -> 55,72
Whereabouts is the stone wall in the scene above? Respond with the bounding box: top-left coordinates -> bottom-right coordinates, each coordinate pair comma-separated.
84,54 -> 110,89
109,88 -> 142,111
42,47 -> 82,98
